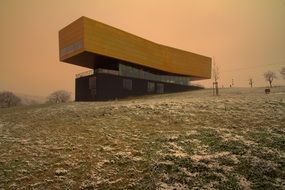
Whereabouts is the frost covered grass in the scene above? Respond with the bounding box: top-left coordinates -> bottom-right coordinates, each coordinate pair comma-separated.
0,87 -> 284,189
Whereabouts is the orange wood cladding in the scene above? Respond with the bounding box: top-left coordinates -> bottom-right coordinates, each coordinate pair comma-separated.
59,17 -> 211,79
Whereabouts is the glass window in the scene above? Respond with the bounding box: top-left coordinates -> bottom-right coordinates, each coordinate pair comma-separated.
60,40 -> 83,58
89,77 -> 96,89
156,83 -> 164,93
118,63 -> 190,86
91,89 -> 96,98
123,79 -> 132,90
147,82 -> 155,92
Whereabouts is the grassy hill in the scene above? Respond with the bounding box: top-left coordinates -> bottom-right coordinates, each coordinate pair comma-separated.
0,87 -> 284,189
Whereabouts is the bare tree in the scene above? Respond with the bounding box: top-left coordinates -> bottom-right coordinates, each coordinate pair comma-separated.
47,90 -> 71,103
249,78 -> 254,88
0,91 -> 21,108
212,61 -> 220,83
212,60 -> 220,95
280,67 -> 285,79
264,71 -> 277,88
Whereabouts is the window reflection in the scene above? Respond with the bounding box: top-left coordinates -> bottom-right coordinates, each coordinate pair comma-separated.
119,63 -> 190,86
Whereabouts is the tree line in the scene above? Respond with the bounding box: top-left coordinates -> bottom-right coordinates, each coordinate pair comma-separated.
251,68 -> 284,88
0,90 -> 71,108
212,65 -> 285,95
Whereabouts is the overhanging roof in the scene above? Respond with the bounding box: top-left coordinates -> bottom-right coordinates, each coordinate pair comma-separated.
59,16 -> 211,79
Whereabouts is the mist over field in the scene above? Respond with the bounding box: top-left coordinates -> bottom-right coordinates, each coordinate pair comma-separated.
0,87 -> 284,189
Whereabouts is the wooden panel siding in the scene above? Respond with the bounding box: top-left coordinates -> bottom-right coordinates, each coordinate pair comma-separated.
59,17 -> 84,60
59,16 -> 211,79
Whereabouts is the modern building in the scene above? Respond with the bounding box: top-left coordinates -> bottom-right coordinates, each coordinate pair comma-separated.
59,17 -> 211,101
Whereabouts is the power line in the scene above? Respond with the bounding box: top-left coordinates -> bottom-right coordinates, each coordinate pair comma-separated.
222,62 -> 284,72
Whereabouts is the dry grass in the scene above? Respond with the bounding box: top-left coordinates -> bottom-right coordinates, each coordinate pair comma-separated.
0,87 -> 284,189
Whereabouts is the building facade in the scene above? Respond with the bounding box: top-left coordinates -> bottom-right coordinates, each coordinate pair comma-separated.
59,17 -> 212,101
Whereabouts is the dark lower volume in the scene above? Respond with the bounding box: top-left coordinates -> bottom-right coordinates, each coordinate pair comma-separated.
75,73 -> 202,101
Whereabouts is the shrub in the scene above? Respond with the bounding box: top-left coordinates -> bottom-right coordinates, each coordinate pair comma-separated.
47,90 -> 71,103
0,91 -> 21,108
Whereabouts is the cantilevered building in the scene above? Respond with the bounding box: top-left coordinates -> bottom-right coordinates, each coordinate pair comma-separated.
59,17 -> 211,101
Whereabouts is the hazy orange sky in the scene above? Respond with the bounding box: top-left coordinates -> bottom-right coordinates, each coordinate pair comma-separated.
1,0 -> 285,97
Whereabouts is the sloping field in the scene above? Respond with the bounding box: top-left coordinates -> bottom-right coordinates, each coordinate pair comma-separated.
0,87 -> 284,189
